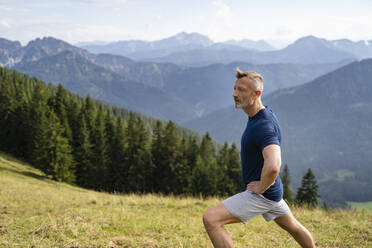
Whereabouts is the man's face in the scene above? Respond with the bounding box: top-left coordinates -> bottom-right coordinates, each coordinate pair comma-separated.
232,77 -> 257,109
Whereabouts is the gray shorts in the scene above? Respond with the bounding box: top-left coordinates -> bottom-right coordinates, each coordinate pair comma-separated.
222,190 -> 291,224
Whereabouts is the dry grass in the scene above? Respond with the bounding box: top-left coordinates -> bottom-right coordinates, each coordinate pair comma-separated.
0,153 -> 371,247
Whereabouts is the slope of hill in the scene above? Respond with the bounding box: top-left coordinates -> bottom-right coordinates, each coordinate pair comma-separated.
223,39 -> 275,51
91,53 -> 183,89
13,50 -> 196,123
90,54 -> 353,117
165,60 -> 353,117
185,59 -> 372,206
1,153 -> 370,247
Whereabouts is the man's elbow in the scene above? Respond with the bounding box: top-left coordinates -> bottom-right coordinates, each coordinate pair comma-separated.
269,160 -> 281,175
270,166 -> 280,175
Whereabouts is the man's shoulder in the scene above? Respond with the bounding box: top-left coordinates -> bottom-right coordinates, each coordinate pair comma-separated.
255,110 -> 280,137
261,107 -> 277,119
247,107 -> 280,133
256,110 -> 277,125
260,108 -> 280,127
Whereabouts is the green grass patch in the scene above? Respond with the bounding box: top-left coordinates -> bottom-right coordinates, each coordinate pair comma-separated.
336,169 -> 355,181
348,201 -> 372,211
1,153 -> 371,247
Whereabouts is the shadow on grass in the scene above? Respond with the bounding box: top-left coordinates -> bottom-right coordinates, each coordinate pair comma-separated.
0,166 -> 54,184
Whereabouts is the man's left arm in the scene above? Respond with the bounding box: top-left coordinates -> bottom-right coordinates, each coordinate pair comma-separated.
247,144 -> 281,194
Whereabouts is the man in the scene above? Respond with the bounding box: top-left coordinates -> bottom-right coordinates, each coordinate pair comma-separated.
203,69 -> 316,248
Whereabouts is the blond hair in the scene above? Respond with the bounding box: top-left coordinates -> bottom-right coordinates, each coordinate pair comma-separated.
236,68 -> 263,91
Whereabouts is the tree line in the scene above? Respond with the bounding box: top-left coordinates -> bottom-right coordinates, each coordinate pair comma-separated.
0,67 -> 243,197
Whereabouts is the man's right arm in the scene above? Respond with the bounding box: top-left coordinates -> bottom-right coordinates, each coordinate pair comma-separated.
246,144 -> 281,194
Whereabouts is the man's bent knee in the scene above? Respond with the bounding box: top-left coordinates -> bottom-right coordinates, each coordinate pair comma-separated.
203,203 -> 240,231
203,207 -> 220,230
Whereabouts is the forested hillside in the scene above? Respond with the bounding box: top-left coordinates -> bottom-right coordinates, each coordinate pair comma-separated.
0,67 -> 242,196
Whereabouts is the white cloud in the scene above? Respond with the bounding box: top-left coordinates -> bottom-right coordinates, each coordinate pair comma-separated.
63,0 -> 127,5
0,5 -> 13,11
213,1 -> 231,19
2,0 -> 371,44
204,1 -> 235,41
0,20 -> 10,28
274,26 -> 293,37
73,24 -> 131,42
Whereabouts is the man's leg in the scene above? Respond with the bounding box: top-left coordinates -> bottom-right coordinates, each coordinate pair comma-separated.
203,203 -> 241,248
274,213 -> 316,248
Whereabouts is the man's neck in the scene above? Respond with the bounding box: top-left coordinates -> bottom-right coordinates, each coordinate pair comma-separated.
244,101 -> 265,118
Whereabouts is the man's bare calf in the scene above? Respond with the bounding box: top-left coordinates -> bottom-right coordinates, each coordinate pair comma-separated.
274,213 -> 316,248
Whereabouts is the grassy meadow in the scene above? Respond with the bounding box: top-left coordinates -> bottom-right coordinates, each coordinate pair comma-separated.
0,153 -> 371,248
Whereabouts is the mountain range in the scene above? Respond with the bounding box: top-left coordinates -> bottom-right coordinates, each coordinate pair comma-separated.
0,35 -> 354,122
78,32 -> 275,60
143,36 -> 364,66
79,33 -> 372,67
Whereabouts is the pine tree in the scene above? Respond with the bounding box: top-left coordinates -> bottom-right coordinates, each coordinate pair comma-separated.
103,108 -> 122,191
91,105 -> 108,189
106,117 -> 128,192
33,111 -> 75,183
216,142 -> 242,196
183,136 -> 199,194
161,121 -> 182,194
28,83 -> 49,167
74,95 -> 97,188
199,133 -> 218,195
74,113 -> 94,188
280,164 -> 294,203
0,74 -> 16,152
185,136 -> 199,170
6,77 -> 29,158
296,168 -> 319,207
200,132 -> 216,162
66,97 -> 82,172
225,143 -> 242,194
188,155 -> 210,197
81,95 -> 96,136
49,84 -> 73,143
151,120 -> 165,192
216,142 -> 229,195
125,113 -> 153,193
172,137 -> 189,194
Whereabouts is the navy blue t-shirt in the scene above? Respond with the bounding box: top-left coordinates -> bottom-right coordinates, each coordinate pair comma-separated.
241,106 -> 283,202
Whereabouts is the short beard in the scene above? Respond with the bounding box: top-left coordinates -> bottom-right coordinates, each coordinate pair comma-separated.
235,100 -> 254,110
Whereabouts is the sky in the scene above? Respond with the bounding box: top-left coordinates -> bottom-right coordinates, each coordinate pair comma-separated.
1,0 -> 372,48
